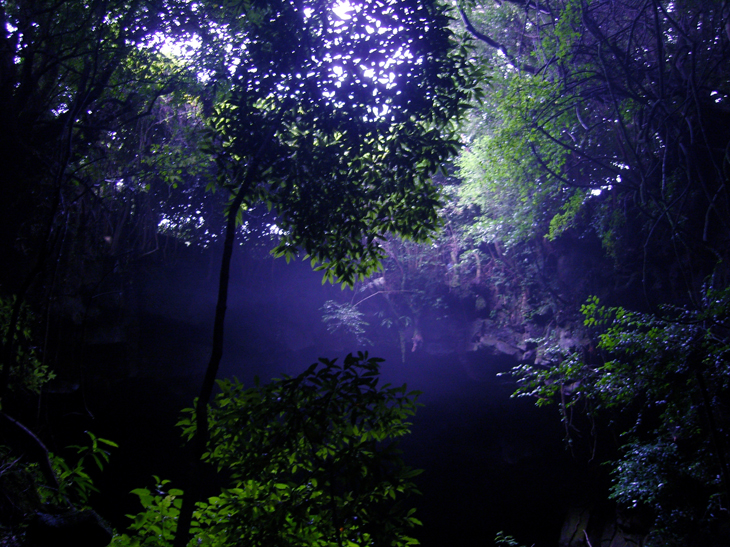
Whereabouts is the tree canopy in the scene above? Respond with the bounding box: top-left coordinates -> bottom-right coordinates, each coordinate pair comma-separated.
2,0 -> 730,545
194,0 -> 478,284
457,0 -> 730,300
315,1 -> 730,543
1,1 -> 478,546
443,1 -> 730,543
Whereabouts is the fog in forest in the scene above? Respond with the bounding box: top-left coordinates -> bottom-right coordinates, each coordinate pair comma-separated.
76,248 -> 574,546
2,1 -> 730,546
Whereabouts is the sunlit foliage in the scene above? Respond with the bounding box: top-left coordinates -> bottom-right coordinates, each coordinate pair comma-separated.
115,354 -> 422,547
195,0 -> 480,286
456,0 -> 730,297
321,300 -> 372,346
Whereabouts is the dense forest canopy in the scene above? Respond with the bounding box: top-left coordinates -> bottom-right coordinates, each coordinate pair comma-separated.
1,0 -> 729,546
320,0 -> 730,544
1,0 -> 475,545
458,0 -> 730,295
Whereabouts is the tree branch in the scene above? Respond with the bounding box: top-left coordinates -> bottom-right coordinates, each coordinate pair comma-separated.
458,7 -> 539,75
0,412 -> 67,504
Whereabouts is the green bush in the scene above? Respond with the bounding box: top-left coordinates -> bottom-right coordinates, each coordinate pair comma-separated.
116,353 -> 423,547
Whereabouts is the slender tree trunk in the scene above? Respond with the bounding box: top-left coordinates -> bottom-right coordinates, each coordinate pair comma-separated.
172,104 -> 291,547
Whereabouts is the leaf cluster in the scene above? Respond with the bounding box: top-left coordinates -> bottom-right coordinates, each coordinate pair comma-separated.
509,289 -> 730,542
198,0 -> 481,286
119,353 -> 423,547
321,301 -> 372,346
112,478 -> 184,547
0,296 -> 54,401
46,431 -> 119,507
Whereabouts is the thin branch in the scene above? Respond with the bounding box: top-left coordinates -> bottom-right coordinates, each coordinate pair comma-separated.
353,289 -> 418,308
0,412 -> 68,504
532,124 -> 623,179
459,7 -> 539,75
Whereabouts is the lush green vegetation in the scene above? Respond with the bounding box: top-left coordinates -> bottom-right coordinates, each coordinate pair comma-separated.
1,0 -> 729,545
111,354 -> 421,547
0,0 -> 471,545
322,0 -> 730,544
511,289 -> 730,544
